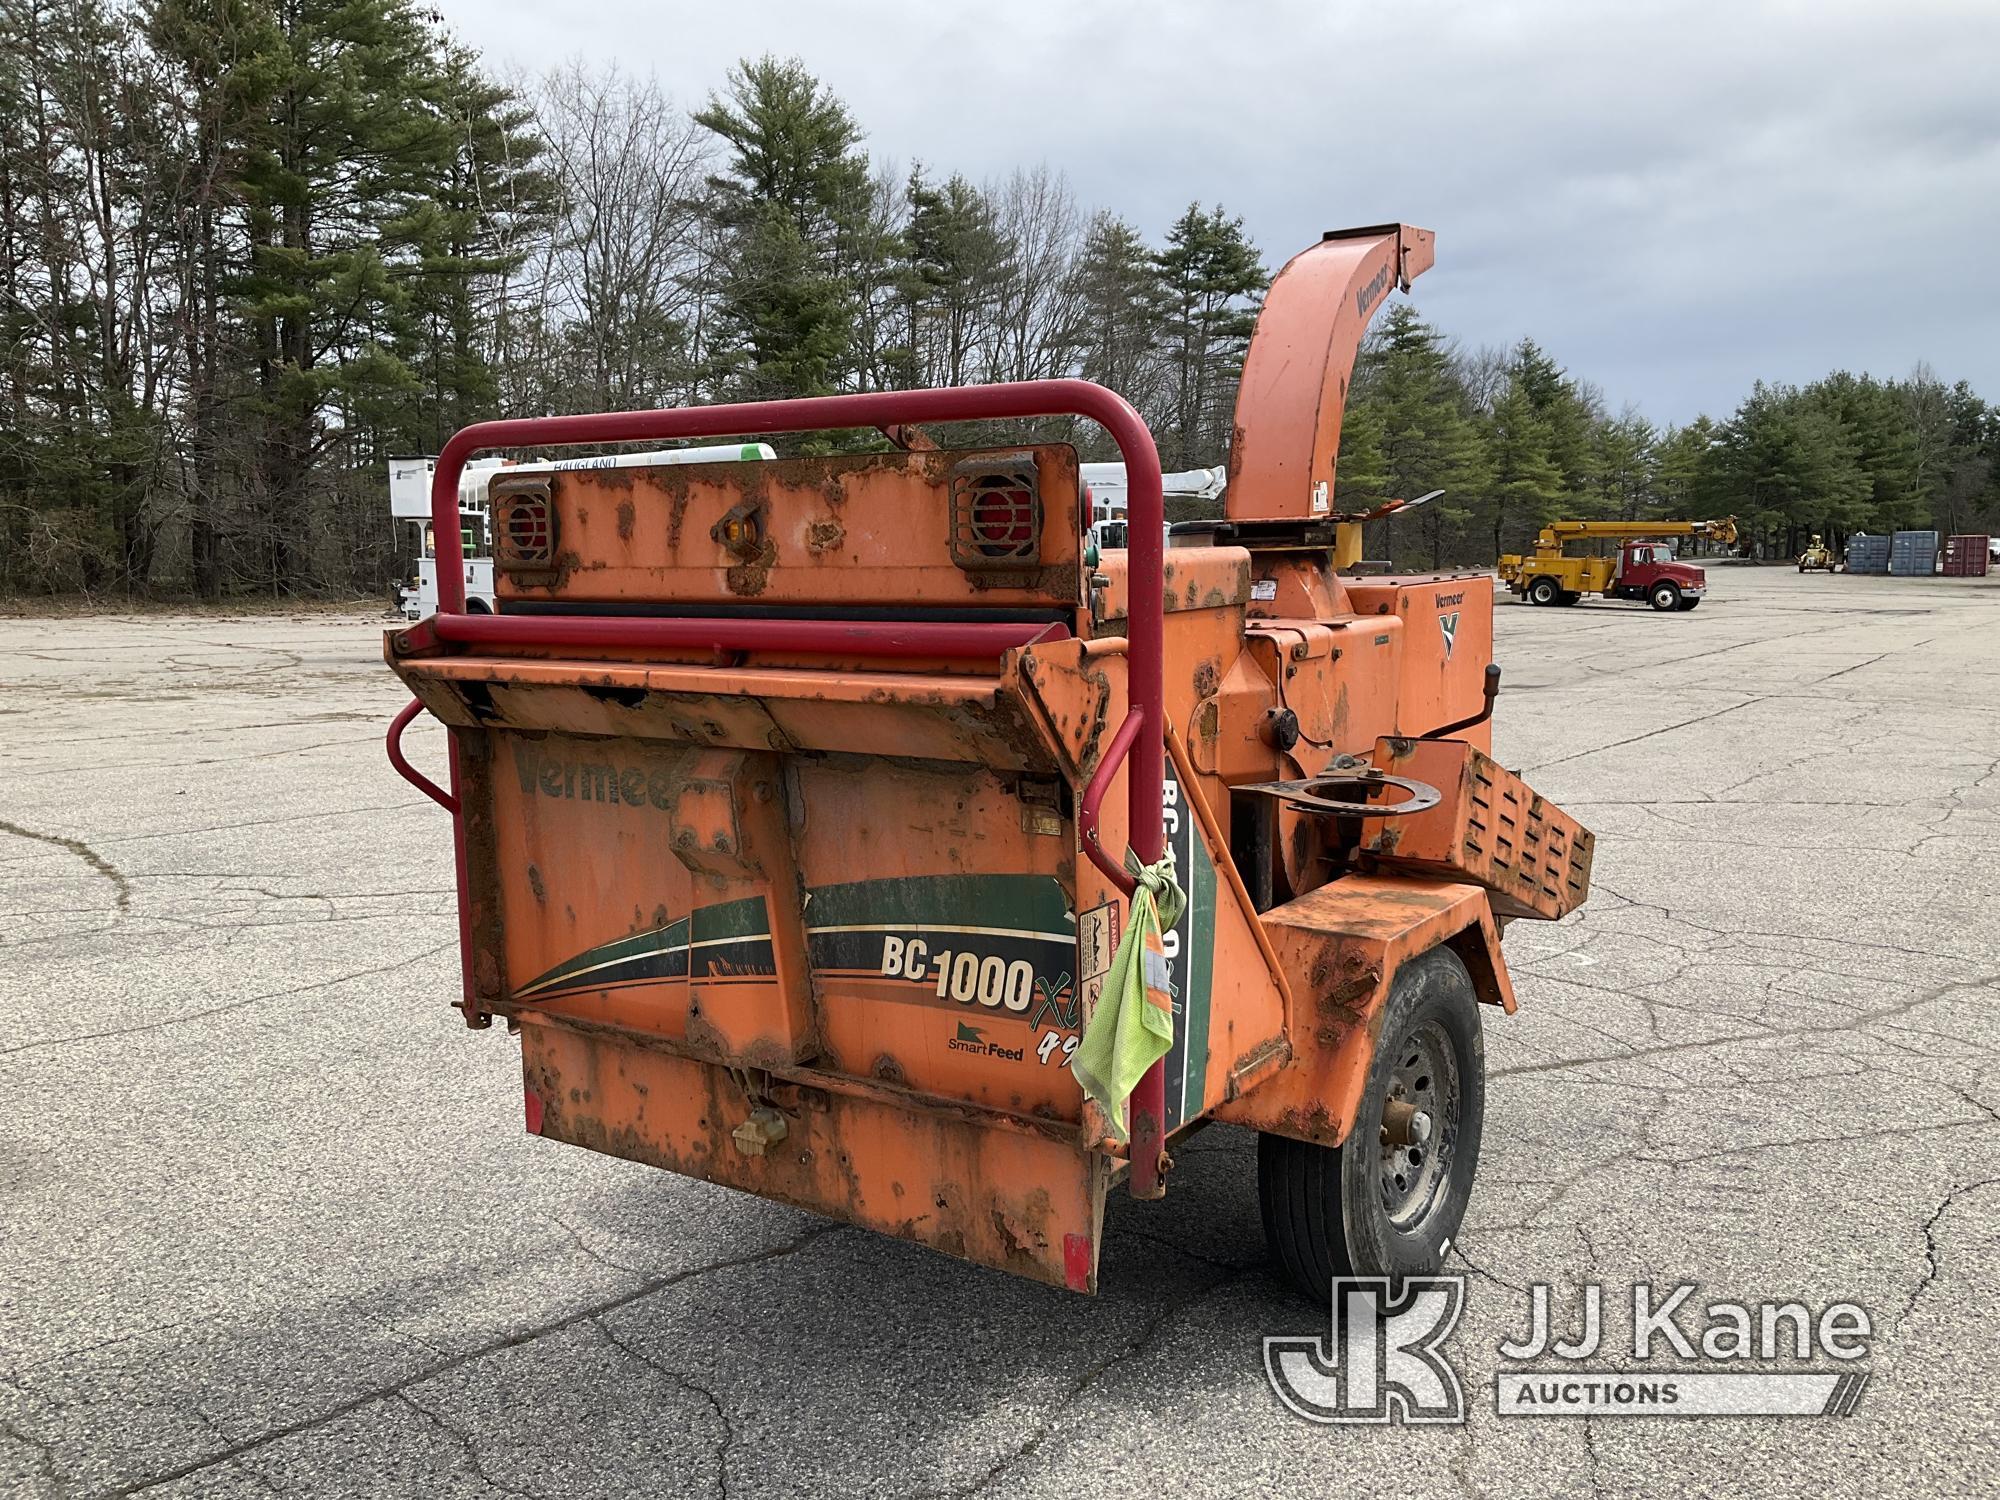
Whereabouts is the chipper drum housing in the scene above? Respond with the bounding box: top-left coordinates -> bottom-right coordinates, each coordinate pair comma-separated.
385,223 -> 1594,1295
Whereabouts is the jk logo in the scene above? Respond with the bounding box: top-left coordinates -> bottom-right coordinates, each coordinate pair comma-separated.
1264,1277 -> 1467,1424
1439,611 -> 1460,660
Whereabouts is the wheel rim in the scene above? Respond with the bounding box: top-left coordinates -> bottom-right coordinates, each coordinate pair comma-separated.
1654,587 -> 1674,607
1378,1020 -> 1459,1230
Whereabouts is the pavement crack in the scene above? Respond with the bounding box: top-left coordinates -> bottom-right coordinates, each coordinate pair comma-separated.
101,1222 -> 843,1499
1896,1176 -> 2000,1329
395,1390 -> 538,1499
1,1416 -> 58,1493
590,1321 -> 734,1500
0,941 -> 456,1057
935,1266 -> 1249,1500
1522,695 -> 1759,774
1449,1242 -> 1526,1293
547,1214 -> 650,1279
0,818 -> 131,911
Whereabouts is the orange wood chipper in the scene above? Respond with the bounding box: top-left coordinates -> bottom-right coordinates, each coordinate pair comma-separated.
384,223 -> 1593,1296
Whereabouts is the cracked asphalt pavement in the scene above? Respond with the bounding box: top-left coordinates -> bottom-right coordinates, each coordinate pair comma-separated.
3,568 -> 1998,1498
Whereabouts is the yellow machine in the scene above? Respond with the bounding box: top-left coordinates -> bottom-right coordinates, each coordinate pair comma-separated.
1798,535 -> 1837,572
1498,517 -> 1740,612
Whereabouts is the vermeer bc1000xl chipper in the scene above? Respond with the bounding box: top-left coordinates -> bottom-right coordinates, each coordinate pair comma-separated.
385,223 -> 1593,1296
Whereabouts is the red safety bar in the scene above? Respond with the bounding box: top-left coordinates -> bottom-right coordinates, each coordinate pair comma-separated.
386,697 -> 458,813
413,379 -> 1169,1195
428,612 -> 1066,660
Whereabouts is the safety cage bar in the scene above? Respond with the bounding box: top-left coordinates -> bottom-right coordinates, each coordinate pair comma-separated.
387,380 -> 1172,1189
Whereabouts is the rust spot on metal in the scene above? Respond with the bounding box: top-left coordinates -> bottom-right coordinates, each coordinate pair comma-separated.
616,499 -> 635,541
726,540 -> 779,596
807,517 -> 845,555
527,864 -> 547,903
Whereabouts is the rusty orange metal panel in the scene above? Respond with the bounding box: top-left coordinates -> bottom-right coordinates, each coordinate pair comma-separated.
1246,617 -> 1403,760
1089,547 -> 1252,633
485,734 -> 813,1066
1215,875 -> 1509,1147
395,659 -> 1049,767
1342,574 -> 1494,744
1362,737 -> 1596,921
521,1016 -> 1109,1289
496,445 -> 1082,610
790,760 -> 1090,1122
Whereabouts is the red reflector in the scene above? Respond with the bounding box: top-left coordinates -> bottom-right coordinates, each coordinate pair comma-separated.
949,456 -> 1042,569
494,481 -> 557,570
971,484 -> 1036,554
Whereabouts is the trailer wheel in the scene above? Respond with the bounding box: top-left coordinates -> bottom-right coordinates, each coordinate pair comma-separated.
1258,946 -> 1485,1297
1649,581 -> 1682,611
1527,576 -> 1559,606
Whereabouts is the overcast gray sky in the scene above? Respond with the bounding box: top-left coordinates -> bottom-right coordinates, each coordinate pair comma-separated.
453,0 -> 2000,426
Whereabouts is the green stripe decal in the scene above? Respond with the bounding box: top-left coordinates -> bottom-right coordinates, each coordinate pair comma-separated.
804,875 -> 1071,936
1180,830 -> 1216,1116
691,897 -> 770,943
517,916 -> 688,997
514,896 -> 769,1001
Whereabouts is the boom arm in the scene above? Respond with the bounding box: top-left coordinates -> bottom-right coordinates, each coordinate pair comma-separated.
1533,516 -> 1739,550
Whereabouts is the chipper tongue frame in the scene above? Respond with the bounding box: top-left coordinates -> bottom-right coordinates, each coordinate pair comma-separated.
385,223 -> 1593,1296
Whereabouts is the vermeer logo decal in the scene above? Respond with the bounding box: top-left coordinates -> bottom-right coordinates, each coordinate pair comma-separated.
512,743 -> 674,809
1439,611 -> 1460,660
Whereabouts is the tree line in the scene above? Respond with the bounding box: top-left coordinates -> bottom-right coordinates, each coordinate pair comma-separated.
1340,310 -> 1999,568
3,0 -> 1995,598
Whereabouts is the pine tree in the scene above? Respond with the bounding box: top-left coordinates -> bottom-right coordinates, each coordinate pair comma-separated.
234,0 -> 459,590
1153,203 -> 1265,470
1069,212 -> 1163,425
1355,305 -> 1491,567
384,45 -> 553,453
695,56 -> 873,403
1483,376 -> 1562,555
1511,338 -> 1599,503
900,168 -> 1011,389
1595,409 -> 1657,520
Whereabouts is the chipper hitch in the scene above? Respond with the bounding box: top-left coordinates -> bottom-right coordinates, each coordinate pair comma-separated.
386,224 -> 1593,1296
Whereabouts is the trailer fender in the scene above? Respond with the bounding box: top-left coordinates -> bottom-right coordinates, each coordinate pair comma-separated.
1211,874 -> 1513,1149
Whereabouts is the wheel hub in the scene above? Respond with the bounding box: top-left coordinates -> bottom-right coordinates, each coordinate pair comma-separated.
1378,1020 -> 1458,1229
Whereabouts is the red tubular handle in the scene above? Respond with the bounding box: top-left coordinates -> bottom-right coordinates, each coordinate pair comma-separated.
420,380 -> 1167,1186
387,698 -> 459,814
1079,710 -> 1144,896
429,612 -> 1065,660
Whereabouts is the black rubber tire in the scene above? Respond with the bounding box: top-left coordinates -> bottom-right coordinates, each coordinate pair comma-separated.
1649,581 -> 1681,612
1527,577 -> 1559,606
465,596 -> 492,615
1259,946 -> 1486,1299
1678,597 -> 1701,610
1557,590 -> 1581,606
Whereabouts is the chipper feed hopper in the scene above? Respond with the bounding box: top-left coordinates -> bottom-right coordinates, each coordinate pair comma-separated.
385,224 -> 1593,1296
